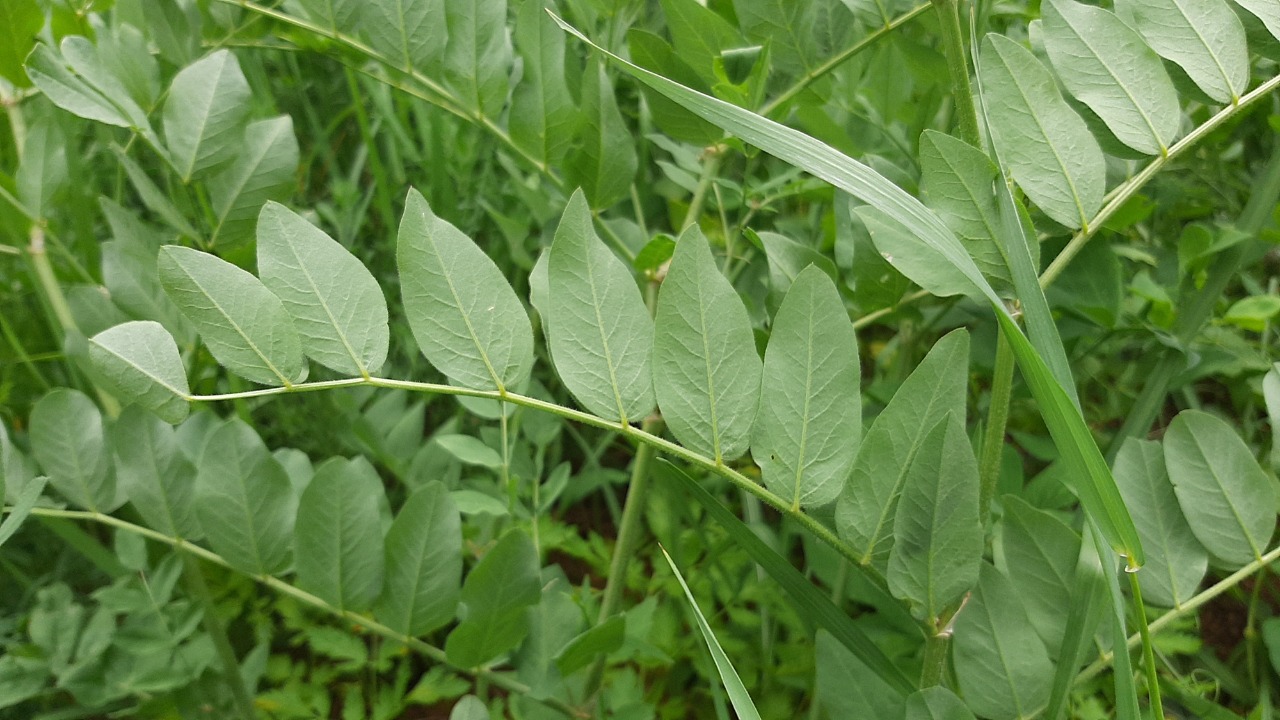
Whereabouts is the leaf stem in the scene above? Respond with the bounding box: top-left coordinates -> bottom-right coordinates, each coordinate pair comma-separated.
23,507 -> 589,719
1127,572 -> 1166,720
919,631 -> 950,687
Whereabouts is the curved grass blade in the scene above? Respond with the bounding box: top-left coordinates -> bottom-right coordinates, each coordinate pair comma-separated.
660,544 -> 764,720
660,460 -> 915,696
258,201 -> 389,377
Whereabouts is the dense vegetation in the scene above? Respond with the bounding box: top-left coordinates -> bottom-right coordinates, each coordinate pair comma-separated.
1,0 -> 1279,718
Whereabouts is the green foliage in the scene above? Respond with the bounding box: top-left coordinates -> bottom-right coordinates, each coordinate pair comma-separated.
2,1 -> 1279,718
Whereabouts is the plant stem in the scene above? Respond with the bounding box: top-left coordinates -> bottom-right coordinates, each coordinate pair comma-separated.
24,507 -> 589,719
976,323 -> 1013,526
681,148 -> 723,231
930,0 -> 981,147
181,551 -> 258,720
919,631 -> 950,687
1127,572 -> 1166,720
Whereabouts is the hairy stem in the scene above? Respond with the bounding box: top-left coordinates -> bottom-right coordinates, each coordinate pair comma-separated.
930,0 -> 981,147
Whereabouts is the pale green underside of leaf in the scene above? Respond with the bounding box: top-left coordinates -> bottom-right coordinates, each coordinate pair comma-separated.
397,188 -> 534,392
1043,0 -> 1181,156
565,59 -> 637,211
756,230 -> 839,302
662,546 -> 764,720
89,321 -> 191,424
953,563 -> 1053,720
752,265 -> 860,509
837,329 -> 968,569
113,407 -> 201,540
887,413 -> 981,622
652,225 -> 761,463
1112,438 -> 1207,608
548,189 -> 655,423
1235,0 -> 1280,42
195,419 -> 296,576
295,457 -> 386,613
25,43 -> 133,128
101,238 -> 192,342
980,33 -> 1104,230
162,49 -> 251,182
258,202 -> 389,377
208,116 -> 299,248
30,389 -> 119,513
1164,410 -> 1276,567
1116,0 -> 1249,104
999,495 -> 1081,658
159,245 -> 307,387
375,483 -> 462,637
906,687 -> 978,720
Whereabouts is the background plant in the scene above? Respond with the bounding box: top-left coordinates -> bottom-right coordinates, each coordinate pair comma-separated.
1,0 -> 1279,719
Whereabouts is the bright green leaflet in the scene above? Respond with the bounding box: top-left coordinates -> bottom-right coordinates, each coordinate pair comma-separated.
1042,0 -> 1180,156
194,419 -> 296,576
510,0 -> 577,166
445,529 -> 541,668
158,245 -> 307,387
0,0 -> 40,86
837,329 -> 968,569
999,495 -> 1081,658
755,230 -> 839,304
435,434 -> 503,469
918,130 -> 1016,289
359,0 -> 444,74
296,0 -> 360,34
59,36 -> 154,136
732,0 -> 820,77
814,630 -> 906,719
112,407 -> 201,540
752,265 -> 860,509
1236,0 -> 1280,40
100,234 -> 191,342
161,49 -> 251,182
397,187 -> 534,392
548,189 -> 655,423
16,123 -> 66,221
906,687 -> 979,720
565,58 -> 638,211
1115,0 -> 1249,104
652,224 -> 761,463
660,545 -> 764,720
443,0 -> 510,119
95,22 -> 160,110
449,696 -> 488,720
88,321 -> 191,424
855,206 -> 983,299
887,413 -> 981,624
30,389 -> 119,513
375,483 -> 461,636
208,116 -> 299,248
295,457 -> 386,613
0,477 -> 47,549
555,614 -> 626,676
257,201 -> 390,377
661,0 -> 744,85
24,43 -> 132,128
1163,410 -> 1276,566
113,149 -> 200,239
953,563 -> 1053,720
979,33 -> 1104,230
1112,438 -> 1207,608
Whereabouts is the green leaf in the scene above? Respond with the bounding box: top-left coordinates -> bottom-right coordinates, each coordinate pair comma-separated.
752,265 -> 860,509
57,36 -> 154,138
754,230 -> 838,304
548,189 -> 655,423
208,116 -> 300,248
662,460 -> 915,695
257,202 -> 389,377
0,654 -> 48,710
1223,294 -> 1280,332
112,148 -> 201,239
162,50 -> 251,182
856,206 -> 983,299
1113,438 -> 1207,608
359,0 -> 446,74
376,484 -> 462,636
555,614 -> 626,676
30,389 -> 120,512
435,434 -> 503,469
660,545 -> 764,720
627,30 -> 723,145
906,687 -> 978,720
100,200 -> 191,340
445,529 -> 541,667
661,0 -> 744,84
1115,0 -> 1249,104
998,495 -> 1081,658
979,33 -> 1104,230
953,563 -> 1053,720
397,188 -> 534,392
297,0 -> 360,34
887,413 -> 981,623
510,0 -> 577,166
16,121 -> 67,220
0,1 -> 40,86
732,0 -> 821,77
1164,410 -> 1276,566
112,407 -> 201,540
295,457 -> 386,613
88,321 -> 191,424
652,224 -> 761,462
1266,365 -> 1280,473
918,130 -> 1017,289
195,419 -> 296,575
565,58 -> 638,211
25,43 -> 132,127
443,0 -> 511,118
1042,0 -> 1181,156
815,630 -> 907,719
0,476 -> 48,549
837,330 -> 969,568
158,245 -> 307,387
1236,0 -> 1280,42
449,696 -> 489,720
